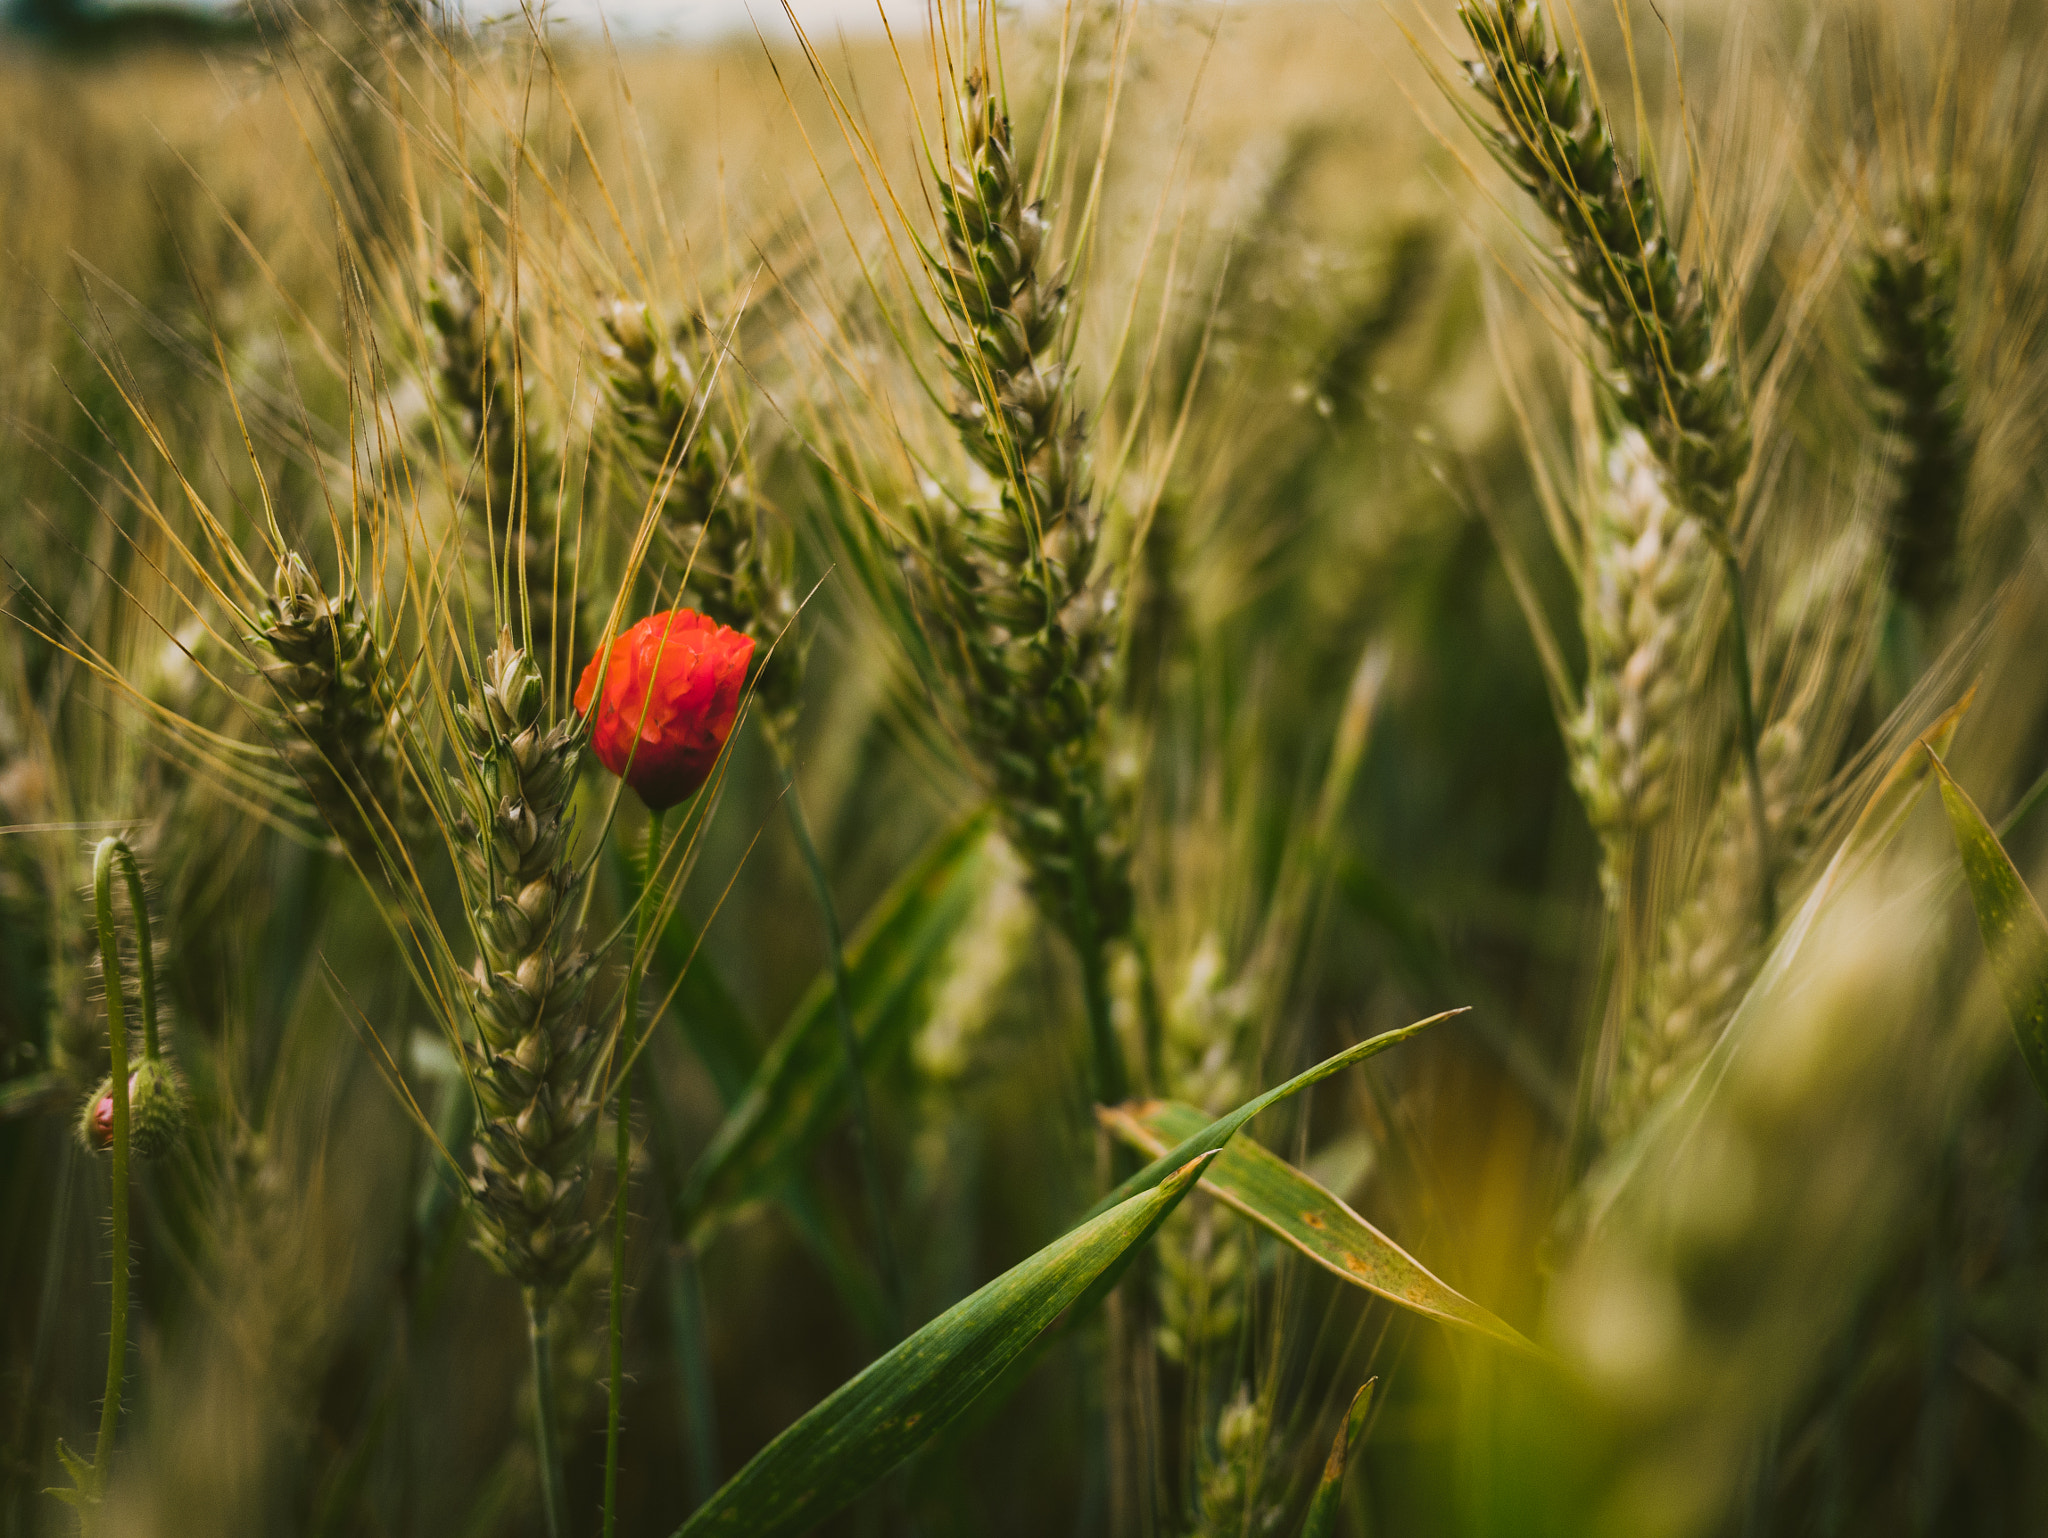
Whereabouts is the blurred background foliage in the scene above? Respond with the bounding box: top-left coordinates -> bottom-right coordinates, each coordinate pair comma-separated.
4,1 -> 2048,1535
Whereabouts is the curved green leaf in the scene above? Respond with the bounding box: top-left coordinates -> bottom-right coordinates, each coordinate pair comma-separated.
908,1018 -> 1464,1469
1300,1379 -> 1375,1538
680,812 -> 997,1237
1100,1098 -> 1538,1356
672,1149 -> 1218,1538
1079,1010 -> 1464,1226
1929,750 -> 2048,1105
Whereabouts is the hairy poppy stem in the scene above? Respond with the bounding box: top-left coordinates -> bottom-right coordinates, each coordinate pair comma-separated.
89,837 -> 138,1498
606,807 -> 666,1536
779,755 -> 906,1342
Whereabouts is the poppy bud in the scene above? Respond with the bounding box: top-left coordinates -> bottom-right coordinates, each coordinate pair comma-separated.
78,1059 -> 187,1159
574,610 -> 754,812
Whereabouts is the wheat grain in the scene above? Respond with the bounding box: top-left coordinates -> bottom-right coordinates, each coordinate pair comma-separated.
1186,1385 -> 1280,1538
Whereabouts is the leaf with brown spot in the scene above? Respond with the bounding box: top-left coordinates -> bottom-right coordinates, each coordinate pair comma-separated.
1098,1099 -> 1540,1357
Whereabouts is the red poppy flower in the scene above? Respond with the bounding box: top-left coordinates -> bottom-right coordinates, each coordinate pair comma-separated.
87,1081 -> 119,1150
575,610 -> 754,811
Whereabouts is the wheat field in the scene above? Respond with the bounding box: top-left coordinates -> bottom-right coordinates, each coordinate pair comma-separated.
3,1 -> 2048,1535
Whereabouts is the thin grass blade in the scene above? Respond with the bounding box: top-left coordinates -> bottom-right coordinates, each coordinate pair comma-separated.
680,812 -> 996,1236
1299,1378 -> 1375,1538
1928,750 -> 2048,1105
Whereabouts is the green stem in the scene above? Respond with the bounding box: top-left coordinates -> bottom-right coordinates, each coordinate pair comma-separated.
1999,762 -> 2048,840
527,1296 -> 566,1538
1718,546 -> 1776,937
640,1072 -> 722,1510
89,838 -> 134,1497
1131,932 -> 1165,1098
777,752 -> 906,1340
605,808 -> 666,1538
1064,797 -> 1127,1108
666,1239 -> 720,1510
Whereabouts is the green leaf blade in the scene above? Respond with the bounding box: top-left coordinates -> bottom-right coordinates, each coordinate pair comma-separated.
1299,1378 -> 1374,1538
672,1149 -> 1218,1538
1101,1098 -> 1538,1357
681,812 -> 996,1235
1929,751 -> 2048,1105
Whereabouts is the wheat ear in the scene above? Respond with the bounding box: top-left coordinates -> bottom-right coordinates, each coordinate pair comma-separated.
1461,0 -> 1773,928
257,554 -> 415,869
1604,719 -> 1804,1140
597,299 -> 805,742
427,261 -> 570,670
1859,191 -> 1972,626
455,635 -> 601,1298
916,73 -> 1133,1103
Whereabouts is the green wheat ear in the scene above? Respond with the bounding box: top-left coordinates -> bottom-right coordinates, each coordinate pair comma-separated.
597,298 -> 805,742
1859,191 -> 1972,623
1459,0 -> 1749,528
426,259 -> 572,666
1461,0 -> 1778,938
258,553 -> 416,870
907,69 -> 1133,1102
455,634 -> 602,1302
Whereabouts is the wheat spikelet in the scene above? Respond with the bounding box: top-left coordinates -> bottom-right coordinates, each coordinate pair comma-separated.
1859,191 -> 1972,621
597,299 -> 803,741
426,260 -> 570,665
455,634 -> 601,1301
257,553 -> 414,866
1568,429 -> 1717,891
